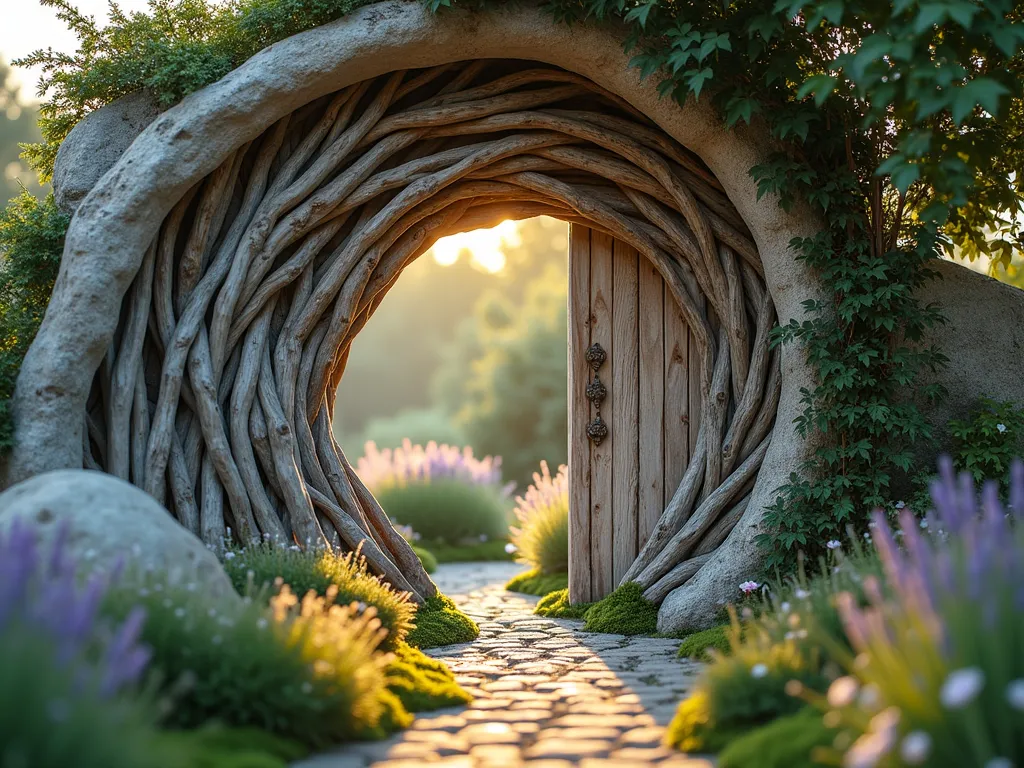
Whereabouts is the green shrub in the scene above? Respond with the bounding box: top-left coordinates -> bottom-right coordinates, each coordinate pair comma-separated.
678,624 -> 733,661
376,480 -> 510,544
666,629 -> 829,753
423,538 -> 515,563
412,546 -> 438,574
505,567 -> 568,596
508,461 -> 569,574
583,582 -> 659,635
221,542 -> 414,650
406,594 -> 479,649
103,580 -> 391,750
0,192 -> 67,449
534,588 -> 591,619
157,727 -> 306,768
717,708 -> 837,768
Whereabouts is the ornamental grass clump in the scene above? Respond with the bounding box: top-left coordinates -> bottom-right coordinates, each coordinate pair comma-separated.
358,439 -> 513,544
818,458 -> 1024,768
0,520 -> 169,768
508,461 -> 569,577
220,541 -> 414,649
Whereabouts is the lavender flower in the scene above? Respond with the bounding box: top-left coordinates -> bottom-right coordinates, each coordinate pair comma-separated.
0,519 -> 152,699
357,439 -> 510,494
739,580 -> 759,594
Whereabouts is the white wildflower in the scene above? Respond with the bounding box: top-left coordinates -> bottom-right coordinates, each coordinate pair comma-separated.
940,668 -> 985,709
795,588 -> 811,600
739,580 -> 759,594
827,539 -> 842,550
997,423 -> 1007,433
894,500 -> 906,510
505,543 -> 517,554
1005,679 -> 1024,710
223,551 -> 236,560
899,731 -> 932,765
750,663 -> 768,679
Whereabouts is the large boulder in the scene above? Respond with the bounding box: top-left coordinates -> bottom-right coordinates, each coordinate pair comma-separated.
919,260 -> 1024,439
0,469 -> 237,599
52,90 -> 162,215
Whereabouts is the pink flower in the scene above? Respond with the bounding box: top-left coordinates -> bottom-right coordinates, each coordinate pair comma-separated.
739,580 -> 759,594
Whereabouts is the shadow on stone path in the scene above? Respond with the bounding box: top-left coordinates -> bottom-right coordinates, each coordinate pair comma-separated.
296,562 -> 714,768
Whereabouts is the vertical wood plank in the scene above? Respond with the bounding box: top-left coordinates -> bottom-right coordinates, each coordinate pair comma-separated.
638,259 -> 664,549
664,282 -> 691,494
567,224 -> 593,604
589,230 -> 615,599
688,306 -> 703,460
611,240 -> 639,586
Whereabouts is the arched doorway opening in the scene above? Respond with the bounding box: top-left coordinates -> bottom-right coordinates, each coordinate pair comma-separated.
69,59 -> 778,612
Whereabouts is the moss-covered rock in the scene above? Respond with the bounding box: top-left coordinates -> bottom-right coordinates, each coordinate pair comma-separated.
534,588 -> 591,618
534,588 -> 592,619
505,568 -> 568,596
406,594 -> 479,648
718,708 -> 837,768
677,624 -> 733,660
385,643 -> 472,712
583,582 -> 659,635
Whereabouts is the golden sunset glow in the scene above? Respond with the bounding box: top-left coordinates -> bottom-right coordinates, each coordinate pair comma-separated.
428,220 -> 522,274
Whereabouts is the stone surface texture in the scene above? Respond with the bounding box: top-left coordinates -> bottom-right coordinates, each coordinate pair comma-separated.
0,469 -> 237,598
918,260 -> 1024,440
296,563 -> 713,768
52,90 -> 162,215
9,0 -> 827,631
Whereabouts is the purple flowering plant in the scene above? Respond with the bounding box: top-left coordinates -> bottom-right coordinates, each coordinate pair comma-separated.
0,520 -> 171,768
821,458 -> 1024,767
358,439 -> 514,544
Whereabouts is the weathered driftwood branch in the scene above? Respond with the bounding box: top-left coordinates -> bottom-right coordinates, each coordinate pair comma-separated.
87,61 -> 779,605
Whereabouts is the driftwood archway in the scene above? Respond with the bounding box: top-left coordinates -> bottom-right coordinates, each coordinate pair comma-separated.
80,60 -> 778,607
11,1 -> 831,630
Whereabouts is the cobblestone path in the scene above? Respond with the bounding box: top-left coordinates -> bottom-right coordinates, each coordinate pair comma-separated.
297,562 -> 713,768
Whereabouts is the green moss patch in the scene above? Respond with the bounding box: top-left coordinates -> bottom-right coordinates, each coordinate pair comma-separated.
582,582 -> 659,635
665,691 -> 747,754
677,624 -> 734,661
385,643 -> 472,712
406,594 -> 479,649
718,708 -> 837,768
505,568 -> 568,596
534,588 -> 592,619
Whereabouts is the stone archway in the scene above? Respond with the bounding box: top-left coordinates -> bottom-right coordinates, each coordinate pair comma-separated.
8,1 -> 828,630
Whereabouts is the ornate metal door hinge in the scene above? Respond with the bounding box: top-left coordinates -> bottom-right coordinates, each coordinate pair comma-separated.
585,342 -> 608,445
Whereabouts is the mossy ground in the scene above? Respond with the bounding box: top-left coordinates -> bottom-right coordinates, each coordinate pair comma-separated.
406,594 -> 479,648
717,708 -> 837,768
532,582 -> 657,636
664,691 -> 747,754
359,642 -> 472,740
581,582 -> 659,635
677,624 -> 733,660
504,568 -> 568,596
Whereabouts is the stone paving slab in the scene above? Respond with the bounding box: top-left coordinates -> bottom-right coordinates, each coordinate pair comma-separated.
294,562 -> 714,768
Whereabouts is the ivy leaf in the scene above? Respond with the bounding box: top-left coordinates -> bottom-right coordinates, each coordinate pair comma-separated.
725,94 -> 761,125
624,1 -> 656,29
629,53 -> 662,80
685,66 -> 714,99
951,77 -> 1010,124
797,74 -> 837,106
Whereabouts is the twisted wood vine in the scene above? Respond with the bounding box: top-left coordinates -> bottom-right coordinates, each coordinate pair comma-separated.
85,61 -> 780,606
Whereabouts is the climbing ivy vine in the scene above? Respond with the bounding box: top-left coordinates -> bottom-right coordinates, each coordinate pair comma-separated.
2,0 -> 1023,570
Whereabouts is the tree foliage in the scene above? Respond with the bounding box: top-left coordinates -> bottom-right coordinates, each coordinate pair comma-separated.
0,192 -> 67,450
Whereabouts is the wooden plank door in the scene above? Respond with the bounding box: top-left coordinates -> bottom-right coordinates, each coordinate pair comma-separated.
567,225 -> 700,603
